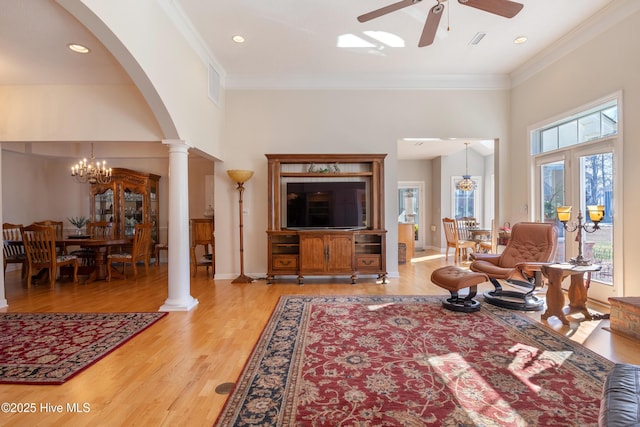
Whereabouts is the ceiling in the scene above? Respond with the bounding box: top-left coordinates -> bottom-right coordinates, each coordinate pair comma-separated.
397,138 -> 494,160
178,0 -> 613,89
0,0 -> 621,159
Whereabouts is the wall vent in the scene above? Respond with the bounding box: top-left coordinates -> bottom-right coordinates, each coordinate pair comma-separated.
469,32 -> 487,45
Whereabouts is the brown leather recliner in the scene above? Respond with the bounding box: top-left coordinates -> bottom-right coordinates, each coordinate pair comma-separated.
470,222 -> 558,311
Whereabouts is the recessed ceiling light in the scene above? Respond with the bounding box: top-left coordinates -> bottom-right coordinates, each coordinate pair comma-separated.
232,35 -> 245,44
514,36 -> 528,44
68,43 -> 90,53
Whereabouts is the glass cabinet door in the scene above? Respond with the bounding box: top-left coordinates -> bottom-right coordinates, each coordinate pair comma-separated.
124,188 -> 144,237
150,181 -> 158,245
94,189 -> 114,223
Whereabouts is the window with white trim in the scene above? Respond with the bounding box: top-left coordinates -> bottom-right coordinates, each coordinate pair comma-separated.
531,100 -> 617,155
530,93 -> 622,302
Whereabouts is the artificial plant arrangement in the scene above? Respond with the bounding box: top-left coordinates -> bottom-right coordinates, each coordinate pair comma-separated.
68,216 -> 90,234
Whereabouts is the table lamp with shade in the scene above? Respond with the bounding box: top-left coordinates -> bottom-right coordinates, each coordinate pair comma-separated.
556,205 -> 605,266
227,169 -> 255,283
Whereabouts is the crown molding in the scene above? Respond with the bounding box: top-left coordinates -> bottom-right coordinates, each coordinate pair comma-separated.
157,0 -> 226,86
510,0 -> 640,88
225,73 -> 512,91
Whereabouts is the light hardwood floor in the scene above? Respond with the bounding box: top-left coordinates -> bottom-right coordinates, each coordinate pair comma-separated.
1,250 -> 639,426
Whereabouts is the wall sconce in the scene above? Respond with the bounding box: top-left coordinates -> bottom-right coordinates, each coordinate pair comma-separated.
556,205 -> 605,266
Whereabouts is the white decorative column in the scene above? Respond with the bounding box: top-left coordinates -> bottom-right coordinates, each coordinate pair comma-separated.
160,140 -> 198,312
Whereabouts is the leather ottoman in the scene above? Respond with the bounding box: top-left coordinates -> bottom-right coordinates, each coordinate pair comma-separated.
430,266 -> 488,312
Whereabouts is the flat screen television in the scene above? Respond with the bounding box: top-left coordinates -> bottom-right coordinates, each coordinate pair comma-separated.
286,181 -> 367,229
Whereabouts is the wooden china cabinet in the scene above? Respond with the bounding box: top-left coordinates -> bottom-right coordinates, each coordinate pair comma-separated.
266,154 -> 387,285
90,168 -> 160,246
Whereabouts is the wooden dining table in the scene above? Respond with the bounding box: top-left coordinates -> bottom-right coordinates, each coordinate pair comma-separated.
61,237 -> 130,283
469,229 -> 491,252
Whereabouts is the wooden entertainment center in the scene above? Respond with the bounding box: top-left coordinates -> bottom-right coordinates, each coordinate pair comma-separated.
266,154 -> 387,284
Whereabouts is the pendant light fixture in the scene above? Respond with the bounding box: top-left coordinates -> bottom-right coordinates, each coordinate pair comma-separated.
70,143 -> 112,184
456,142 -> 476,192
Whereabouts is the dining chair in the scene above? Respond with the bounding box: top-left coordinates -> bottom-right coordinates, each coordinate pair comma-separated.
107,223 -> 152,281
478,219 -> 498,254
155,242 -> 168,266
3,222 -> 27,279
71,221 -> 114,266
34,220 -> 64,240
190,218 -> 214,278
20,224 -> 78,288
88,221 -> 114,239
442,217 -> 475,263
35,220 -> 65,254
455,217 -> 477,241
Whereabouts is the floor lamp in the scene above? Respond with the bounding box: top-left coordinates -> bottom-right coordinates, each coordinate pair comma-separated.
227,169 -> 255,283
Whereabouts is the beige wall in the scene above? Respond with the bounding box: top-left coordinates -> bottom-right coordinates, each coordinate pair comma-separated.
219,89 -> 510,277
0,85 -> 161,143
510,9 -> 640,296
61,0 -> 225,156
2,152 -> 88,227
188,156 -> 216,222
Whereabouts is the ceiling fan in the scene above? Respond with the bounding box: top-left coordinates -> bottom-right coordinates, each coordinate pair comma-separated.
357,0 -> 524,47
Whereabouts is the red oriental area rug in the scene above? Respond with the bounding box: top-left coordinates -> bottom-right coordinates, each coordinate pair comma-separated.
215,295 -> 612,427
0,312 -> 167,385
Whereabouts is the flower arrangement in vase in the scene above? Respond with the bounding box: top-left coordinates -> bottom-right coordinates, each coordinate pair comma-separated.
68,216 -> 90,235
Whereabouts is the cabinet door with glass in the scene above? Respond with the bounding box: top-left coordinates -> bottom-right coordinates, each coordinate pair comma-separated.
92,186 -> 115,223
123,187 -> 145,238
149,179 -> 159,244
90,168 -> 160,246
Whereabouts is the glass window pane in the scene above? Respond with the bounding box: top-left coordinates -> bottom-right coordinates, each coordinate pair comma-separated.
541,128 -> 558,152
578,112 -> 601,142
453,177 -> 480,219
541,161 -> 565,263
602,107 -> 617,136
398,188 -> 418,225
558,121 -> 578,148
581,152 -> 613,284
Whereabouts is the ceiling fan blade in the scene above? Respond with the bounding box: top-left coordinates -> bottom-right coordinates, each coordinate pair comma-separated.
418,3 -> 444,47
357,0 -> 420,23
458,0 -> 524,18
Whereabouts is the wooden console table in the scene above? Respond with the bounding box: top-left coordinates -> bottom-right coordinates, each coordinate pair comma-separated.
541,263 -> 609,325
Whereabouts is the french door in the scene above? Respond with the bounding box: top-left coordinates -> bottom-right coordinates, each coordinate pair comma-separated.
535,140 -> 621,302
398,182 -> 424,250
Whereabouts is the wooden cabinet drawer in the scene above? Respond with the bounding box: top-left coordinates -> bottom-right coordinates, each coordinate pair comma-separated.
356,255 -> 381,270
272,255 -> 298,270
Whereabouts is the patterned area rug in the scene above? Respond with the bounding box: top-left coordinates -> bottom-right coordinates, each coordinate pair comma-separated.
215,295 -> 612,427
0,312 -> 167,385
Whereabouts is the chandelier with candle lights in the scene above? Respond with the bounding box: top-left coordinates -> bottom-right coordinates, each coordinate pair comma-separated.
70,143 -> 112,184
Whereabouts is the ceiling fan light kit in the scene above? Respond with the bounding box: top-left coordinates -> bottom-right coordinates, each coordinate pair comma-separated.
358,0 -> 524,47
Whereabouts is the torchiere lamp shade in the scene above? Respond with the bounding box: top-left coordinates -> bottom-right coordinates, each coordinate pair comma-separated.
227,170 -> 254,184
